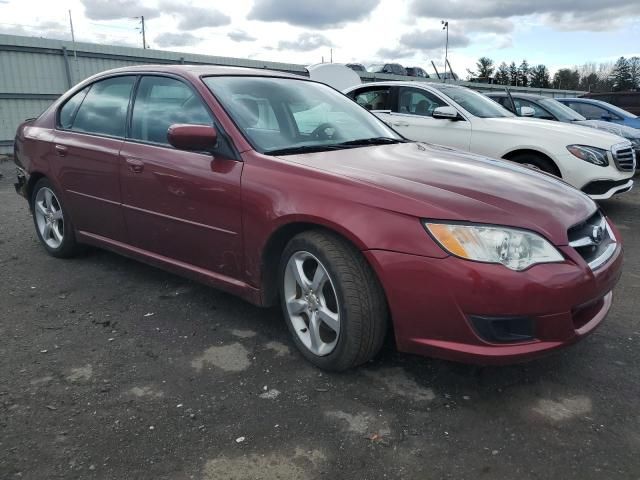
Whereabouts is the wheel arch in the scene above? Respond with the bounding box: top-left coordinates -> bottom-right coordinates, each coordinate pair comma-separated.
260,219 -> 370,307
502,149 -> 562,177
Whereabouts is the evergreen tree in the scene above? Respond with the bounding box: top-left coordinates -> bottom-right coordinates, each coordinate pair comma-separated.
518,60 -> 530,87
629,57 -> 640,89
529,64 -> 550,88
508,62 -> 518,86
494,62 -> 510,85
610,57 -> 633,91
552,69 -> 580,90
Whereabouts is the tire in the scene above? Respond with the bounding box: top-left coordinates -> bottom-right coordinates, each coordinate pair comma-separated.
31,178 -> 81,258
279,230 -> 388,371
508,153 -> 561,177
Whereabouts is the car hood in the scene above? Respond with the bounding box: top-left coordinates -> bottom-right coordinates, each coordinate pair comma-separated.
282,142 -> 596,245
574,119 -> 640,142
484,117 -> 627,147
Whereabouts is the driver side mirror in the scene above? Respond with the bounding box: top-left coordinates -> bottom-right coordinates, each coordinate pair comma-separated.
519,106 -> 535,117
168,124 -> 218,152
432,106 -> 460,120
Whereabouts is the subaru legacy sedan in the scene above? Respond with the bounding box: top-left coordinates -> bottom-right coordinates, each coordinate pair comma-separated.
13,65 -> 623,370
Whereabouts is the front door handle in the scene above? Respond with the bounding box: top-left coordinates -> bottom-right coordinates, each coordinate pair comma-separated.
54,144 -> 68,156
391,121 -> 410,127
125,157 -> 144,173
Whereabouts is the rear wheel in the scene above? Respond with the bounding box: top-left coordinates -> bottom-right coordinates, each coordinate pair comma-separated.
508,153 -> 561,176
31,178 -> 81,258
279,230 -> 388,371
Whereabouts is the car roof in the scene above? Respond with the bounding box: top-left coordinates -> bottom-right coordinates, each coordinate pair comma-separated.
486,92 -> 546,100
87,64 -> 306,80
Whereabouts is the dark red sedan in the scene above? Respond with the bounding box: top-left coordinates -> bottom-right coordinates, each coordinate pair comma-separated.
13,65 -> 623,370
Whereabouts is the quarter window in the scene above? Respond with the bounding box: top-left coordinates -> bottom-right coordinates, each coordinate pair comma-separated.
398,88 -> 447,116
72,76 -> 136,137
58,87 -> 89,129
131,76 -> 213,145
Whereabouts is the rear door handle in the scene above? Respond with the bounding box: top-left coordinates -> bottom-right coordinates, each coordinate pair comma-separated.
125,157 -> 144,173
54,144 -> 68,156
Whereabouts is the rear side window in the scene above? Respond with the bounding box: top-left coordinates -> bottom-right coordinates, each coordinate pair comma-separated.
131,76 -> 213,145
352,88 -> 391,111
58,87 -> 89,129
72,76 -> 136,137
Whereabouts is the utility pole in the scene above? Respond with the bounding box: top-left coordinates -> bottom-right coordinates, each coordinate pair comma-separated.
441,20 -> 449,83
68,10 -> 79,80
141,16 -> 147,49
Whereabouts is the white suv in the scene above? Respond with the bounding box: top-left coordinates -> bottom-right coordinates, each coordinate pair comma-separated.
344,82 -> 635,200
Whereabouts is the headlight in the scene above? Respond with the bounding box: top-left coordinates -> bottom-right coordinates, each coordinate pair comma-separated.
424,222 -> 564,271
630,137 -> 640,148
566,145 -> 609,166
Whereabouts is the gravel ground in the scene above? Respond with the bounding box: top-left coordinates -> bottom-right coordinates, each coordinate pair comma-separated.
1,159 -> 639,480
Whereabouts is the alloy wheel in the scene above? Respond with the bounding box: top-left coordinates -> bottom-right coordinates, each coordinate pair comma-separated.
34,187 -> 64,249
283,251 -> 340,356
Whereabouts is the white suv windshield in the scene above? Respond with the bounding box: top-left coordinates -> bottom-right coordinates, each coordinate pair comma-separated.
203,76 -> 402,154
433,85 -> 514,118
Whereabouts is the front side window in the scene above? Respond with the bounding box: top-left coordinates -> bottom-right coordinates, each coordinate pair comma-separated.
513,99 -> 554,119
570,102 -> 609,120
72,76 -> 136,137
432,85 -> 513,118
203,76 -> 401,154
352,88 -> 392,111
131,76 -> 212,145
398,88 -> 446,116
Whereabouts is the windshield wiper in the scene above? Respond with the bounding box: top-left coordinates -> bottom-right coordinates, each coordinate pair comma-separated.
263,144 -> 348,156
335,137 -> 405,147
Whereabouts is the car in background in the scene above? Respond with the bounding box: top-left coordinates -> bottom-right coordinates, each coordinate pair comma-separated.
557,98 -> 640,129
581,91 -> 640,116
367,63 -> 407,76
13,65 -> 624,370
488,92 -> 640,167
346,63 -> 367,73
345,81 -> 635,199
406,67 -> 429,78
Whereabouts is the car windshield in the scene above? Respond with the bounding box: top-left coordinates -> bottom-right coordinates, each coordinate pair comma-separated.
432,85 -> 514,118
367,64 -> 385,73
592,100 -> 638,119
539,98 -> 586,121
203,76 -> 402,154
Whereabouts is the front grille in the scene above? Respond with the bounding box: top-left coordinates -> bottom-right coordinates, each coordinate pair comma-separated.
568,211 -> 617,270
612,143 -> 636,172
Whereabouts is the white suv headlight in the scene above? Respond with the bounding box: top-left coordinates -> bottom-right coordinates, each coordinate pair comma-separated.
424,222 -> 564,271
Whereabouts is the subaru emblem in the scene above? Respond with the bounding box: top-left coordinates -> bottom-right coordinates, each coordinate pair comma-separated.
591,226 -> 604,245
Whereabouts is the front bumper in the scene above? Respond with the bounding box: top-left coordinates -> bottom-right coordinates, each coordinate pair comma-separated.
365,241 -> 623,365
583,179 -> 633,200
14,165 -> 28,198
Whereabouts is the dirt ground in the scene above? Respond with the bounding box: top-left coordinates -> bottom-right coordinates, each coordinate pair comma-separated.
0,159 -> 639,479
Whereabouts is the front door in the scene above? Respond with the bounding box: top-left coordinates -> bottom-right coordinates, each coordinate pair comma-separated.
118,75 -> 244,279
389,86 -> 472,151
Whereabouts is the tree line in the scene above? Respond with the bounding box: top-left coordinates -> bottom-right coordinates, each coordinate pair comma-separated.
466,56 -> 640,92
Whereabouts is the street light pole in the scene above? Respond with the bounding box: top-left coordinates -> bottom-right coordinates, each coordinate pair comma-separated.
441,20 -> 449,83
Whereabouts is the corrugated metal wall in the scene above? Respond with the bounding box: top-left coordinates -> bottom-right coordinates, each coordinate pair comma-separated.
0,33 -> 585,154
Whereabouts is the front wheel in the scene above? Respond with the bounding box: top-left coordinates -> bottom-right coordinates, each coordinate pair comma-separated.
279,230 -> 388,371
31,178 -> 81,258
508,153 -> 561,177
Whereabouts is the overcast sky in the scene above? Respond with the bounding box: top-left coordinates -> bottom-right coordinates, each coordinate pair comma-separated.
1,0 -> 639,75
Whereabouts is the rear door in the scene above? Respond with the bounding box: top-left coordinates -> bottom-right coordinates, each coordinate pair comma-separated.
389,86 -> 472,150
53,75 -> 136,242
118,74 -> 244,278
